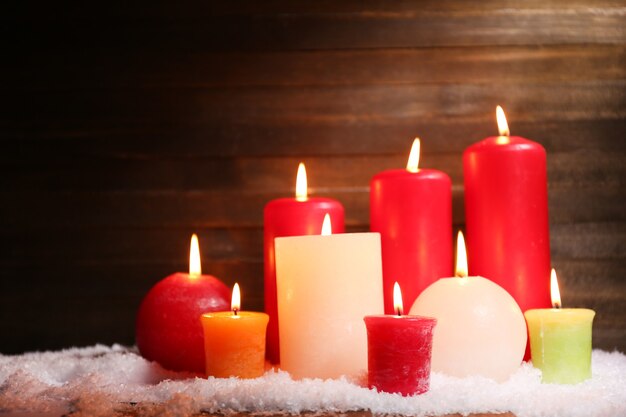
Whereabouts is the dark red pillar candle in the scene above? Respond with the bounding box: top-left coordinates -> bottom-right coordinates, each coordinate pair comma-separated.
463,107 -> 551,357
370,139 -> 452,315
136,235 -> 230,373
264,163 -> 344,364
364,314 -> 437,396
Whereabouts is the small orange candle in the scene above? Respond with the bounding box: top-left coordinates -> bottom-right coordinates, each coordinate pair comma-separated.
201,283 -> 269,378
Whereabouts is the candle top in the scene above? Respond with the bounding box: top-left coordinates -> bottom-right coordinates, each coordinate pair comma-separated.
365,313 -> 437,323
524,308 -> 596,319
467,135 -> 544,152
372,167 -> 451,182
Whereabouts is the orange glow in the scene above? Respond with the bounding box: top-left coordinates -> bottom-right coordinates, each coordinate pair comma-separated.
455,231 -> 468,278
232,282 -> 241,314
406,138 -> 421,173
551,268 -> 562,309
496,105 -> 510,140
321,213 -> 332,236
393,282 -> 404,316
295,162 -> 308,201
189,234 -> 202,276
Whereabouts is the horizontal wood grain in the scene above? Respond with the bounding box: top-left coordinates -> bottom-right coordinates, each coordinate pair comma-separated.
4,82 -> 624,130
1,150 -> 624,194
6,45 -> 625,90
6,1 -> 626,52
3,118 -> 625,159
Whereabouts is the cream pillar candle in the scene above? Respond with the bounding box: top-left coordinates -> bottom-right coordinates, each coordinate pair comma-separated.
275,217 -> 384,380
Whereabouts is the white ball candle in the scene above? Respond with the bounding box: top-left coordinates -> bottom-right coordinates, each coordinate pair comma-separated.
409,232 -> 526,382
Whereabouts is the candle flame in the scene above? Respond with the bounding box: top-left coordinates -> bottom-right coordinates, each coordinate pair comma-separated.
455,231 -> 468,278
295,162 -> 308,201
393,282 -> 403,316
321,213 -> 332,236
551,268 -> 562,309
232,282 -> 241,314
189,234 -> 202,276
496,105 -> 510,138
406,138 -> 421,173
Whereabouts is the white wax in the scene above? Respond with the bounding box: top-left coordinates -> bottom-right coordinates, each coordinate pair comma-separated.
409,276 -> 526,382
275,232 -> 384,379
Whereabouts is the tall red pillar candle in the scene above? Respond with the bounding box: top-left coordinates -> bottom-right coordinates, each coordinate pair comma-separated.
463,106 -> 551,338
264,163 -> 344,364
370,139 -> 452,315
136,234 -> 231,373
364,283 -> 437,396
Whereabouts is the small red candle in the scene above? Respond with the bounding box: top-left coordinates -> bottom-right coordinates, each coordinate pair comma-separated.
264,163 -> 344,364
364,283 -> 437,396
463,106 -> 551,357
370,139 -> 452,314
136,234 -> 230,373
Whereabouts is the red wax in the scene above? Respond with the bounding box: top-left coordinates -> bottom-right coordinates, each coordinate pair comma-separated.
370,169 -> 452,314
364,315 -> 437,396
264,197 -> 344,364
464,136 -> 551,356
136,272 -> 230,373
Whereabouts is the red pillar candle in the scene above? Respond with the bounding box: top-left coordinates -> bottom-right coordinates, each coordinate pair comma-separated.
364,283 -> 437,396
136,234 -> 231,373
264,163 -> 344,364
463,107 -> 551,325
370,139 -> 452,314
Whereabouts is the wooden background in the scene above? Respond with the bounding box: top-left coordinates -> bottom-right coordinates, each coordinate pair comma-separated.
1,1 -> 624,354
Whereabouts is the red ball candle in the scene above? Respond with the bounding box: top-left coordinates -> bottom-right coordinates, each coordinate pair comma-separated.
136,234 -> 230,373
264,163 -> 344,364
370,139 -> 453,315
463,107 -> 551,338
364,283 -> 437,396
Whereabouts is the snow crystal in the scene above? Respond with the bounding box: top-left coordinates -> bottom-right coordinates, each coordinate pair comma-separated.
1,345 -> 624,417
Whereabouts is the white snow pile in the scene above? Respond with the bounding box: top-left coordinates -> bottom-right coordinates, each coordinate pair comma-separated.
1,345 -> 625,417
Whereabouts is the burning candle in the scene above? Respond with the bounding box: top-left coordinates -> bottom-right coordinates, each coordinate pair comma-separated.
201,283 -> 269,379
370,138 -> 452,314
264,163 -> 345,364
463,106 -> 551,355
364,283 -> 437,396
136,234 -> 231,373
525,269 -> 595,384
410,232 -> 527,382
275,215 -> 384,379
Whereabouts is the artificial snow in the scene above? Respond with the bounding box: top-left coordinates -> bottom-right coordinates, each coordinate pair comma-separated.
0,345 -> 625,417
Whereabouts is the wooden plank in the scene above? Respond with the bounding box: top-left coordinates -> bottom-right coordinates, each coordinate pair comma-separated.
2,148 -> 623,193
10,1 -> 626,19
0,261 -> 263,300
0,228 -> 265,266
6,45 -> 625,90
2,118 -> 624,159
5,2 -> 625,52
3,82 -> 624,129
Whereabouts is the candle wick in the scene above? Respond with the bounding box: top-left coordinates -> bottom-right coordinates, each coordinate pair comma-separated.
233,308 -> 239,316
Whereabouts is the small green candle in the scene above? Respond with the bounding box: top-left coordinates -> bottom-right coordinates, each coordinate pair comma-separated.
524,269 -> 595,384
